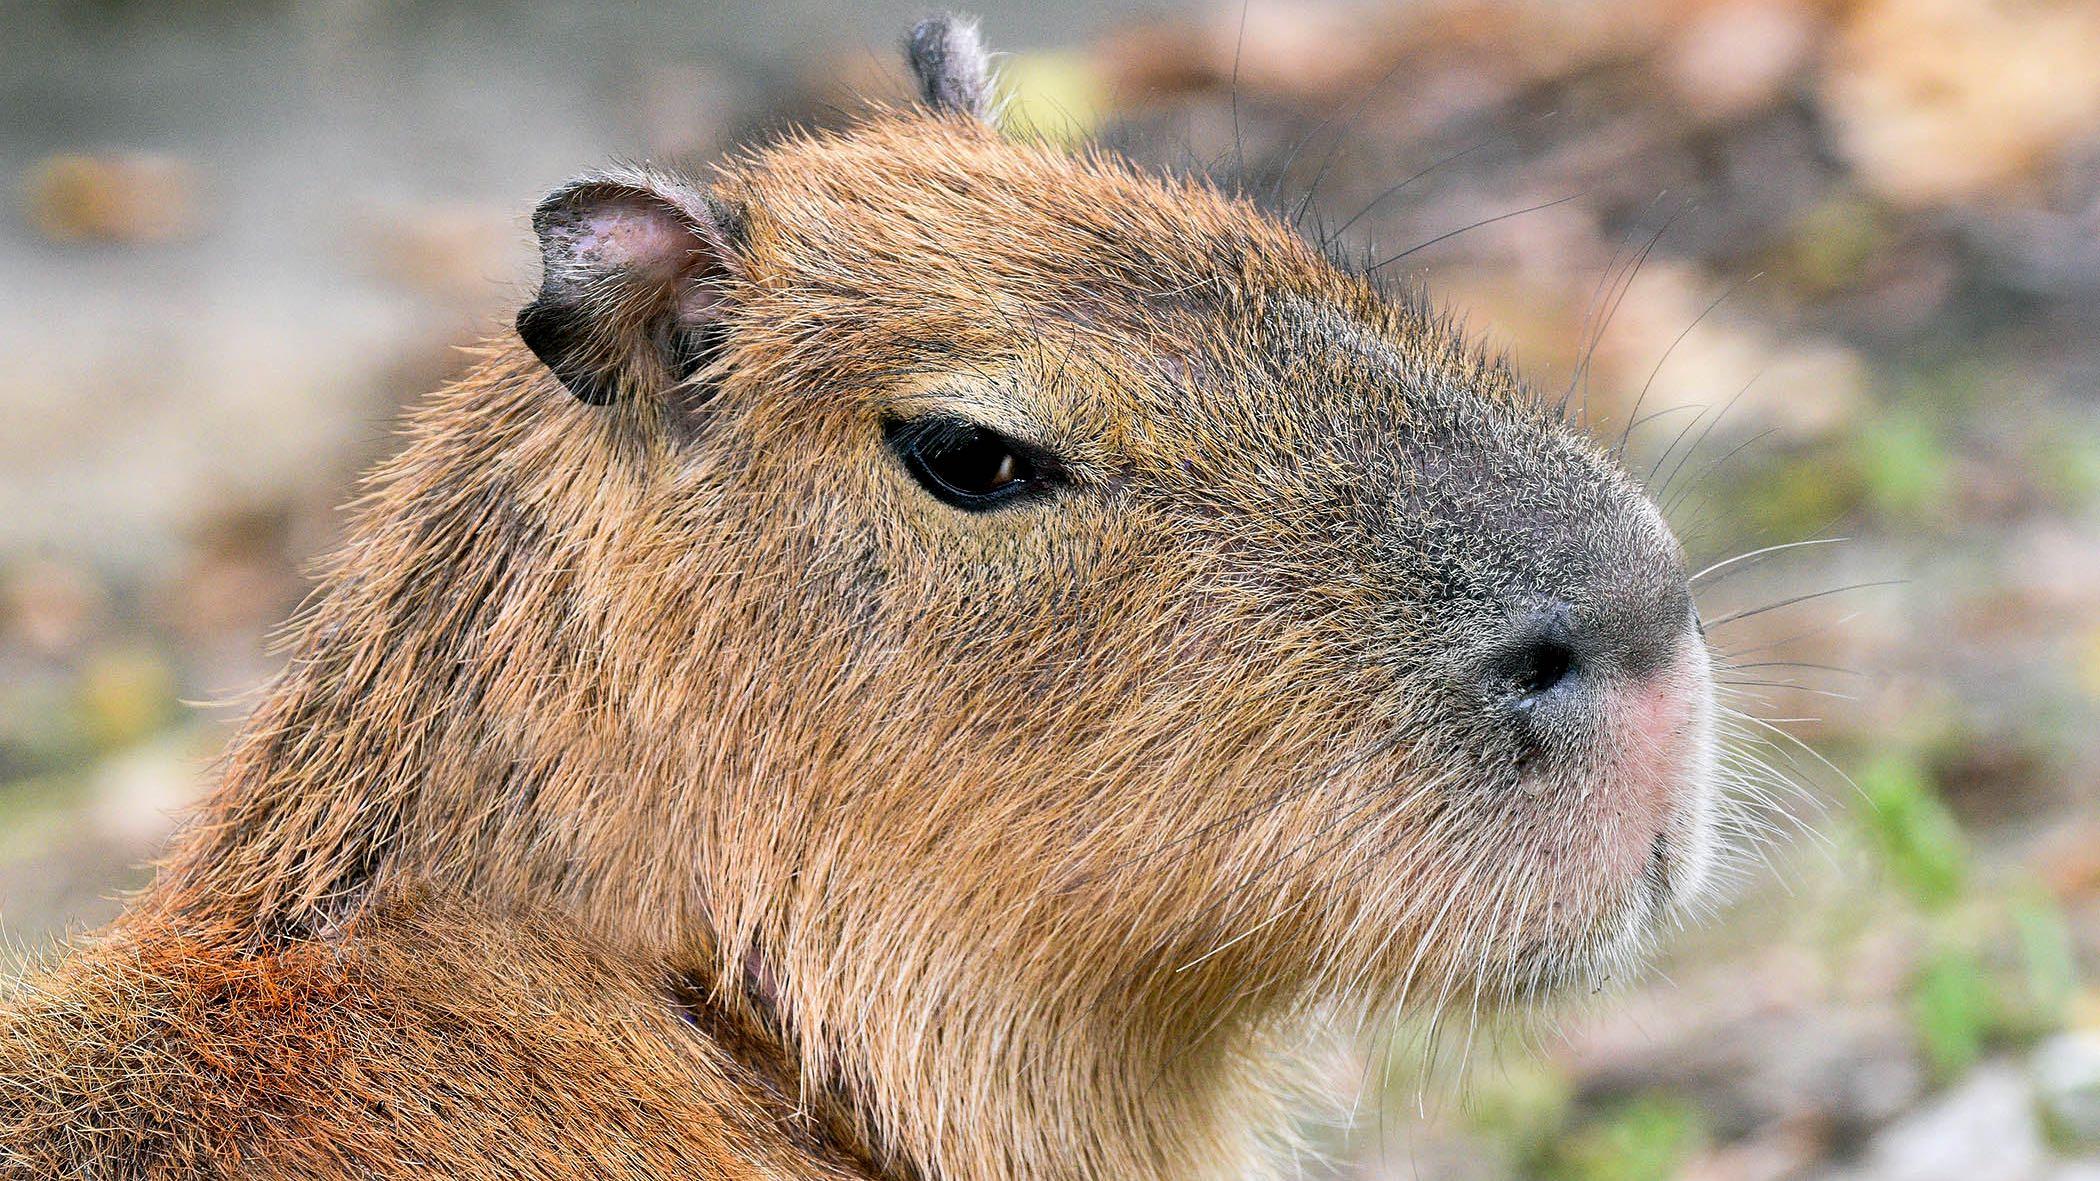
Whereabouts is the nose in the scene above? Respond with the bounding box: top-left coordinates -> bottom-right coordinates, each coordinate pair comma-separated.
1481,593 -> 1693,720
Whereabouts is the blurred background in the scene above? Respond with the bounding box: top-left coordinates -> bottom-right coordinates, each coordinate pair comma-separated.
5,0 -> 2099,1176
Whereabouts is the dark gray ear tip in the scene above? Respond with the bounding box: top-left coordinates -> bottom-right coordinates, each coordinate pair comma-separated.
528,172 -> 625,229
906,11 -> 994,121
907,11 -> 973,49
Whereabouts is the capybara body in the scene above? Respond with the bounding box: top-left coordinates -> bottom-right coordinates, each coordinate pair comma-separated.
2,17 -> 1720,1181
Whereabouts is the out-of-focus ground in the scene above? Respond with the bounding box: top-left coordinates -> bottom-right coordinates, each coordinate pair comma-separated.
5,1 -> 2099,1177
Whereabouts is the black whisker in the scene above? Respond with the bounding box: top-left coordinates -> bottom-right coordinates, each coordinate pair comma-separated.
1364,194 -> 1583,273
1662,424 -> 1778,518
1323,138 -> 1495,249
1615,271 -> 1760,462
1725,660 -> 1863,677
1282,55 -> 1418,229
1230,0 -> 1250,183
1652,390 -> 1743,504
1562,197 -> 1685,426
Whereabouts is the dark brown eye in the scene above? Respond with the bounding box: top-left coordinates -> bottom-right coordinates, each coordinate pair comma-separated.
885,415 -> 1056,511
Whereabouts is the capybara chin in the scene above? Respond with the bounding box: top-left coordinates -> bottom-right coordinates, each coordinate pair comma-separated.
1,14 -> 1722,1180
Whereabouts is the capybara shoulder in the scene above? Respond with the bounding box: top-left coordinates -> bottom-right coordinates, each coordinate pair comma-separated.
0,894 -> 868,1179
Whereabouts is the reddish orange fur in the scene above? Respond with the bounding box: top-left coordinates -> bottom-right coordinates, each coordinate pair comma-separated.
3,892 -> 876,1177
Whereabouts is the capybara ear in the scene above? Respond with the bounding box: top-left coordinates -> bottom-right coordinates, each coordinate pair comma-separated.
516,166 -> 744,407
906,13 -> 998,124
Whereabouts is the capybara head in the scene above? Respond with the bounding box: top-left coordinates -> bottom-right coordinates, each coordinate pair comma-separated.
194,15 -> 1720,1179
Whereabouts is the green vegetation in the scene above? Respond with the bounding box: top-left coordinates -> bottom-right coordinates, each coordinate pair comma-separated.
1539,1097 -> 1709,1181
1849,747 -> 2083,1083
1858,752 -> 1969,912
1853,413 -> 1952,524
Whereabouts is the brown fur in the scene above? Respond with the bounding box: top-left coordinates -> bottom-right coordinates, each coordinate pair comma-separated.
2,27 -> 1718,1181
2,892 -> 872,1178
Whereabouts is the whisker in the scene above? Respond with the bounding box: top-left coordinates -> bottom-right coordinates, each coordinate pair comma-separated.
1724,660 -> 1863,678
1660,424 -> 1778,518
1229,0 -> 1250,182
1691,537 -> 1849,585
1702,579 -> 1902,630
1723,707 -> 1862,801
1653,370 -> 1764,502
1363,194 -> 1584,273
1282,55 -> 1419,229
1614,271 -> 1761,462
1643,402 -> 1716,487
1561,196 -> 1685,425
1717,610 -> 1862,661
1323,139 -> 1496,248
1717,679 -> 1859,701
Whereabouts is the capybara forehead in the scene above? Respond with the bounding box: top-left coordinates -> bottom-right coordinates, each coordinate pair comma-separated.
717,115 -> 1539,470
725,115 -> 1319,322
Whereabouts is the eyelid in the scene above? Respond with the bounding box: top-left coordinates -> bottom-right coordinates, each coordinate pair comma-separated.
883,391 -> 1055,456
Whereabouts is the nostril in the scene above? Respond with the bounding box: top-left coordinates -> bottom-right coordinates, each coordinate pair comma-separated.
1512,635 -> 1576,702
1485,603 -> 1588,710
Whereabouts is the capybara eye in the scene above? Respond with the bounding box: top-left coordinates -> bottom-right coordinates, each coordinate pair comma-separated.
884,415 -> 1055,511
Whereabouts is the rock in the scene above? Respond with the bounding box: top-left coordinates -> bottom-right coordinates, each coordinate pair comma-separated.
1959,205 -> 2100,299
2033,1031 -> 2100,1152
1821,0 -> 2100,207
22,152 -> 200,245
1563,990 -> 1926,1146
1852,1061 -> 2047,1181
2038,824 -> 2100,903
1664,0 -> 1820,123
1680,1121 -> 1820,1181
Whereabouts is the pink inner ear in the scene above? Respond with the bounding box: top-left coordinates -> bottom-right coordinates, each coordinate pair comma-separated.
574,196 -> 727,326
575,198 -> 700,279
